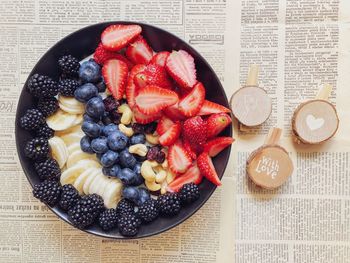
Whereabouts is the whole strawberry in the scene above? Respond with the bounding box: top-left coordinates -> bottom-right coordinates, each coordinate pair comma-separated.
134,64 -> 173,89
183,116 -> 207,153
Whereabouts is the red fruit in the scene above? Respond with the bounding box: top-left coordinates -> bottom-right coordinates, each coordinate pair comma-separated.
101,24 -> 142,51
102,59 -> 128,100
206,113 -> 232,138
183,140 -> 197,160
168,142 -> 192,174
183,116 -> 207,153
197,100 -> 231,115
203,137 -> 234,157
178,82 -> 205,117
156,116 -> 174,135
197,152 -> 221,186
126,36 -> 153,64
167,163 -> 203,192
134,64 -> 173,89
135,85 -> 179,115
159,122 -> 181,146
166,50 -> 197,89
126,64 -> 146,109
133,107 -> 162,124
150,51 -> 170,67
93,43 -> 133,68
163,103 -> 186,121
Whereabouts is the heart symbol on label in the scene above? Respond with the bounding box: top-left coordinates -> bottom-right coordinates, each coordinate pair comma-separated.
306,114 -> 325,131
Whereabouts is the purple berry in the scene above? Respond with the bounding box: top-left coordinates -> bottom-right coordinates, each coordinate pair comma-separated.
144,122 -> 157,134
103,95 -> 119,112
132,123 -> 145,134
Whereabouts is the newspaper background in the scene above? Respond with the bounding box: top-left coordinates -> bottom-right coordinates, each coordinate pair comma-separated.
225,0 -> 350,262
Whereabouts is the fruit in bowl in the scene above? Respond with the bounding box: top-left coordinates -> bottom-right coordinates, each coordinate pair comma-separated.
16,22 -> 233,239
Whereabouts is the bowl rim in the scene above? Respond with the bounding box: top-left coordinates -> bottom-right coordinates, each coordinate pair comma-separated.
15,21 -> 232,239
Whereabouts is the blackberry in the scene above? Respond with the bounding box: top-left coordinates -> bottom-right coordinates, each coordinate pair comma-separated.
103,95 -> 119,112
34,157 -> 61,181
58,79 -> 80,96
118,213 -> 141,236
36,123 -> 54,139
179,183 -> 200,205
131,123 -> 145,134
98,208 -> 118,231
138,199 -> 159,223
59,184 -> 80,211
27,74 -> 59,98
38,97 -> 58,117
116,199 -> 134,216
144,122 -> 157,134
20,109 -> 45,131
68,194 -> 104,229
33,180 -> 61,206
24,137 -> 49,160
58,55 -> 80,76
157,193 -> 181,217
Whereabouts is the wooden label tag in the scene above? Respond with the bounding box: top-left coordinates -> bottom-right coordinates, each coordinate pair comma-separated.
247,128 -> 293,189
230,65 -> 272,127
292,84 -> 339,144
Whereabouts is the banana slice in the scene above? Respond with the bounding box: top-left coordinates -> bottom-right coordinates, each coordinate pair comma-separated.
73,168 -> 98,195
46,109 -> 78,131
60,159 -> 101,186
83,169 -> 101,195
48,136 -> 68,168
60,131 -> 84,147
58,95 -> 85,114
67,142 -> 81,155
55,125 -> 82,137
103,180 -> 123,209
67,149 -> 96,168
88,172 -> 109,195
72,114 -> 83,126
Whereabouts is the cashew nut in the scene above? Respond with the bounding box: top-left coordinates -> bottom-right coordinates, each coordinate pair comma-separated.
129,144 -> 148,157
146,133 -> 159,145
156,170 -> 167,183
166,170 -> 176,184
119,124 -> 134,137
160,181 -> 168,195
141,160 -> 157,182
145,180 -> 161,192
161,159 -> 168,169
118,104 -> 133,125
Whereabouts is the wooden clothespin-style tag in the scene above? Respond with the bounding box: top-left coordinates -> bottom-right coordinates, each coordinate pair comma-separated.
230,65 -> 272,127
246,128 -> 293,189
292,84 -> 339,144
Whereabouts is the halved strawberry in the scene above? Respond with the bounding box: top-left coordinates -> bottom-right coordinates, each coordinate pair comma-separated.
206,113 -> 232,138
168,142 -> 192,174
197,152 -> 221,186
126,36 -> 153,64
167,162 -> 203,192
203,137 -> 234,157
156,116 -> 175,135
163,103 -> 186,121
102,59 -> 128,100
166,50 -> 197,89
178,82 -> 205,117
93,43 -> 134,68
133,107 -> 162,124
183,116 -> 207,153
126,64 -> 146,109
183,139 -> 197,160
134,64 -> 173,89
135,85 -> 179,115
197,100 -> 231,115
159,122 -> 181,146
101,24 -> 142,51
150,51 -> 170,67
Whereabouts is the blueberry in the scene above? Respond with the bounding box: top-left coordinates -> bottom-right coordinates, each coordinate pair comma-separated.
91,136 -> 108,153
79,59 -> 101,83
136,188 -> 151,206
122,186 -> 140,203
83,113 -> 97,123
96,152 -> 103,160
107,131 -> 128,151
102,112 -> 112,125
117,168 -> 137,186
102,124 -> 119,136
133,163 -> 144,186
102,164 -> 121,177
119,149 -> 137,168
96,78 -> 106,93
74,83 -> 98,103
130,134 -> 146,145
80,136 -> 94,153
86,96 -> 105,119
81,121 -> 100,138
100,150 -> 119,167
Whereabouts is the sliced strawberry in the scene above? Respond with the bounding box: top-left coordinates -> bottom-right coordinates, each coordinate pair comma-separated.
134,64 -> 173,89
135,85 -> 179,115
133,107 -> 162,124
197,100 -> 231,115
126,36 -> 153,64
203,137 -> 234,157
197,152 -> 221,186
150,51 -> 170,67
168,142 -> 192,174
167,162 -> 203,192
183,139 -> 197,160
166,50 -> 197,89
183,116 -> 207,153
156,116 -> 175,135
101,24 -> 142,51
126,64 -> 146,109
102,59 -> 128,100
159,122 -> 181,146
178,82 -> 205,117
163,103 -> 186,121
93,43 -> 134,68
206,113 -> 232,138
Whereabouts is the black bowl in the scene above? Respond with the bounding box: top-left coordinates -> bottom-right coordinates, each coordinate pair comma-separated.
15,22 -> 232,239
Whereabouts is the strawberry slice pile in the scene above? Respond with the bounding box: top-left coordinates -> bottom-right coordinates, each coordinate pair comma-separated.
93,24 -> 234,192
